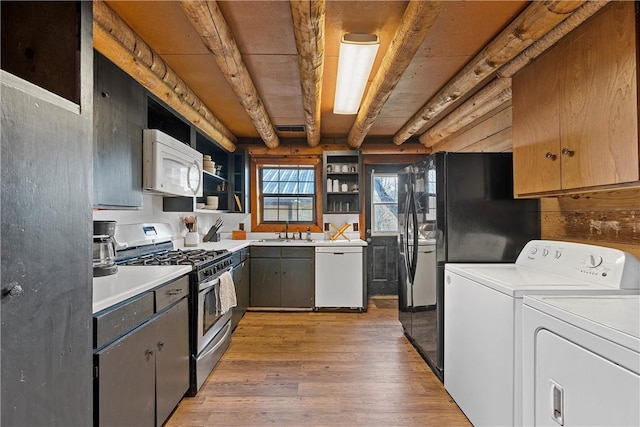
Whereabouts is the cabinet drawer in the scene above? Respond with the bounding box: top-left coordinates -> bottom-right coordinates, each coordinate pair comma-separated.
155,275 -> 189,312
251,246 -> 281,258
282,246 -> 313,259
93,292 -> 154,349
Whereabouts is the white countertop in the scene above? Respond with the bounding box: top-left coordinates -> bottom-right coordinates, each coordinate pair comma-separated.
93,265 -> 192,314
95,238 -> 367,313
175,238 -> 367,250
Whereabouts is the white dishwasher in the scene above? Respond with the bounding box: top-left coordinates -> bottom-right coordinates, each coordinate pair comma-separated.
315,246 -> 363,308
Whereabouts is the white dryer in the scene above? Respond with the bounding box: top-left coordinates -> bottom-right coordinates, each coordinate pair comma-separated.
522,295 -> 640,426
444,240 -> 640,427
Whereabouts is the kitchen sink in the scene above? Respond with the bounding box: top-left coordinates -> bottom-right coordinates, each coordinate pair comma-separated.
257,238 -> 314,243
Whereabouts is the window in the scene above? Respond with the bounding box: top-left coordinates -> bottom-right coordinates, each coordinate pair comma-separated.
258,164 -> 316,224
250,157 -> 322,232
371,172 -> 398,235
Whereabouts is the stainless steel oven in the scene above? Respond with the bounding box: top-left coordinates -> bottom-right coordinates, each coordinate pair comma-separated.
188,251 -> 233,395
194,265 -> 233,391
113,222 -> 235,397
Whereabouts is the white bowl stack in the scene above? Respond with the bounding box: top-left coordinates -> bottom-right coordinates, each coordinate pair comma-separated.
205,196 -> 219,210
203,155 -> 215,173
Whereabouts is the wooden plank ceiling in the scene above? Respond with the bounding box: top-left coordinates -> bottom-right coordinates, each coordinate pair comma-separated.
99,0 -> 596,151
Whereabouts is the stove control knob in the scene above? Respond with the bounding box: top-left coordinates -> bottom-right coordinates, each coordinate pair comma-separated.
530,247 -> 538,255
542,249 -> 549,257
587,254 -> 603,268
554,250 -> 562,259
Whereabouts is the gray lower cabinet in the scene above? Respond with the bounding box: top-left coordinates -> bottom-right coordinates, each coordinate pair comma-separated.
155,298 -> 190,425
96,316 -> 156,426
250,247 -> 314,308
231,248 -> 251,329
94,276 -> 189,427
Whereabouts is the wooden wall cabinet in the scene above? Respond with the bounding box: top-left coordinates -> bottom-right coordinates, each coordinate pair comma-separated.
512,2 -> 639,197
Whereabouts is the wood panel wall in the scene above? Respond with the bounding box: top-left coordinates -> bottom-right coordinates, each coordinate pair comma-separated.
431,103 -> 640,259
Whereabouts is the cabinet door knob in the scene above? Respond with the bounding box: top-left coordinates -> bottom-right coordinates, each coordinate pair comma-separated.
145,350 -> 154,359
157,341 -> 165,351
545,152 -> 557,160
561,148 -> 574,157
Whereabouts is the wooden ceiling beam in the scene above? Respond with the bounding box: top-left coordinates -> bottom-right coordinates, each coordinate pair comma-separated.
393,0 -> 586,145
93,0 -> 237,152
347,0 -> 444,149
180,0 -> 280,149
419,78 -> 512,147
418,1 -> 608,148
290,0 -> 325,148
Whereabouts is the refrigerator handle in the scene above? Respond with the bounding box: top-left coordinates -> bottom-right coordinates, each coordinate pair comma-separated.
403,188 -> 412,276
409,189 -> 419,282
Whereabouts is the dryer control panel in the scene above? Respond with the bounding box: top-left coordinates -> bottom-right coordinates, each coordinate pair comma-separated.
517,240 -> 639,289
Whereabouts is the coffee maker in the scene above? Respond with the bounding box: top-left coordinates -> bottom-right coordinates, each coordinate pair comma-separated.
93,220 -> 118,277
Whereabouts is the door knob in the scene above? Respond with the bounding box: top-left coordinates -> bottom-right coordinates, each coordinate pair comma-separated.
545,152 -> 557,160
4,284 -> 24,297
561,148 -> 574,157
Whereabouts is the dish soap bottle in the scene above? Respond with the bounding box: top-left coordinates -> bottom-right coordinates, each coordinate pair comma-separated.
306,226 -> 311,241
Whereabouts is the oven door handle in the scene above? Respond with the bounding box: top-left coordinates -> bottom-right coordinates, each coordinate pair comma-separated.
199,276 -> 220,292
199,321 -> 232,359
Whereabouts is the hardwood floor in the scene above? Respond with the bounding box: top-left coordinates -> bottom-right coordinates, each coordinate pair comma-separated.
166,299 -> 470,426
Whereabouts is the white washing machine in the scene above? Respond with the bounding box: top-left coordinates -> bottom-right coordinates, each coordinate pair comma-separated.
522,295 -> 640,426
444,240 -> 640,427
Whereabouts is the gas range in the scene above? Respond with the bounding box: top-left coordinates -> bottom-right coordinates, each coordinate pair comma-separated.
113,222 -> 234,396
113,223 -> 232,275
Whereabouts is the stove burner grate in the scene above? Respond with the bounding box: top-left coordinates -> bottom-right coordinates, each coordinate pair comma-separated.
120,249 -> 229,267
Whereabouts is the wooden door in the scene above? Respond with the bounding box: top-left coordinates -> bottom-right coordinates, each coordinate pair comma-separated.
1,4 -> 93,425
559,1 -> 638,190
512,44 -> 562,195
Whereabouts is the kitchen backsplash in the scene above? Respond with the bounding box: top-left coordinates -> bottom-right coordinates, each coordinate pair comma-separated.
93,195 -> 361,242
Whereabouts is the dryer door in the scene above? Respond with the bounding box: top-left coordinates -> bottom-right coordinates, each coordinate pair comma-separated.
534,330 -> 640,426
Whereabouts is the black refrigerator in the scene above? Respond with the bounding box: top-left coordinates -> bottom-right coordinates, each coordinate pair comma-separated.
398,152 -> 540,382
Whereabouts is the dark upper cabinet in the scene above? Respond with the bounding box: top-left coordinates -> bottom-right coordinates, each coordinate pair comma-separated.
93,52 -> 145,209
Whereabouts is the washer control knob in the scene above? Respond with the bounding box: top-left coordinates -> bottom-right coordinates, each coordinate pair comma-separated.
554,250 -> 562,259
587,254 -> 603,268
542,249 -> 549,257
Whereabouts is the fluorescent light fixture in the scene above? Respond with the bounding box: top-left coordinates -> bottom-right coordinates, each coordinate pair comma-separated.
333,33 -> 380,115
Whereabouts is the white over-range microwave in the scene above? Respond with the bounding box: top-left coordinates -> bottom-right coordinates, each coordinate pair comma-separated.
143,129 -> 203,197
